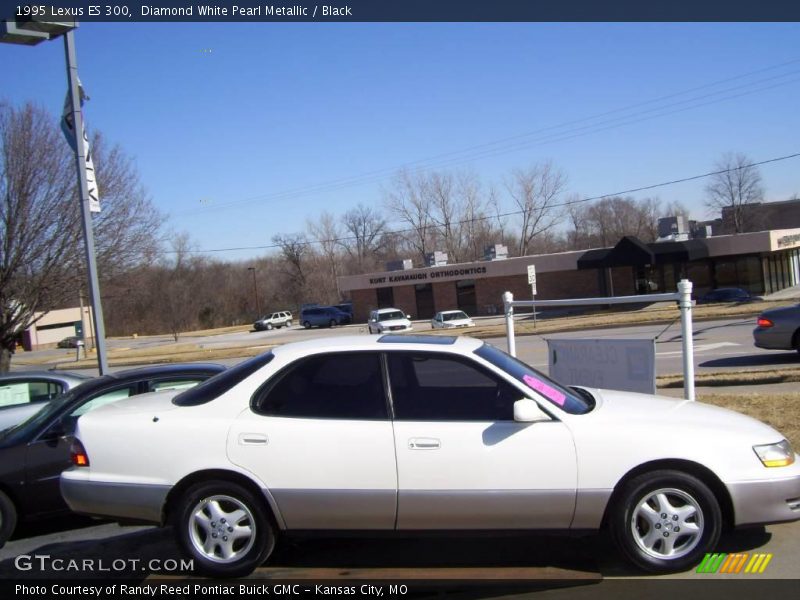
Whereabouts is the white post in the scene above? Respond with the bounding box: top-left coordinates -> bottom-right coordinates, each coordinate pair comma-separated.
678,279 -> 695,401
503,291 -> 516,357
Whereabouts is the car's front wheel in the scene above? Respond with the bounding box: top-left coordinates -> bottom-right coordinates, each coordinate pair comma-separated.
266,323 -> 273,331
0,489 -> 17,549
303,321 -> 311,329
610,470 -> 721,573
175,481 -> 275,578
285,320 -> 292,328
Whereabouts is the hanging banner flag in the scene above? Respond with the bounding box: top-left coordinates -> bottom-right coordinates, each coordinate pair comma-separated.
61,79 -> 100,213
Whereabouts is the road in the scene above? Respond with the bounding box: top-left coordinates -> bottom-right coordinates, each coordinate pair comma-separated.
19,316 -> 798,379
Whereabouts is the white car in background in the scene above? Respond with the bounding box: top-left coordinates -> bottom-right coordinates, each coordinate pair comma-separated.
367,308 -> 412,334
431,310 -> 475,329
62,335 -> 800,578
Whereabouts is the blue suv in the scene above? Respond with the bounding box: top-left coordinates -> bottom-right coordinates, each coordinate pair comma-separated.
300,306 -> 351,329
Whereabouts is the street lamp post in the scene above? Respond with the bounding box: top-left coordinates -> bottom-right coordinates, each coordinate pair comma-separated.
2,19 -> 109,374
248,267 -> 261,316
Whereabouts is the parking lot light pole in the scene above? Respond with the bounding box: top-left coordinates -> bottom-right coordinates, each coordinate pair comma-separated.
1,20 -> 109,374
248,267 -> 261,316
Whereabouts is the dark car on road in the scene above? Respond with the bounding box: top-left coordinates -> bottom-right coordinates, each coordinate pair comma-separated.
697,287 -> 762,304
0,362 -> 225,548
300,306 -> 351,328
57,336 -> 83,349
753,302 -> 800,354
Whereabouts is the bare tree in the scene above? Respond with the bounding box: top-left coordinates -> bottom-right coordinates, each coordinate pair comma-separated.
505,162 -> 567,256
272,233 -> 309,306
340,204 -> 386,271
0,101 -> 162,371
306,211 -> 342,298
705,152 -> 764,233
384,170 -> 433,263
583,196 -> 661,246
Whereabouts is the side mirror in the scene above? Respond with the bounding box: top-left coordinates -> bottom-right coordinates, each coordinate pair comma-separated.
406,314 -> 412,319
513,399 -> 551,423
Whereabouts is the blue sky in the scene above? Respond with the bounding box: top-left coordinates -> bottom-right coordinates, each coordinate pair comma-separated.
3,22 -> 800,261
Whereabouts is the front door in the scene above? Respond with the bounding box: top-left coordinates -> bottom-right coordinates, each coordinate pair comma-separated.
227,352 -> 397,530
387,351 -> 578,530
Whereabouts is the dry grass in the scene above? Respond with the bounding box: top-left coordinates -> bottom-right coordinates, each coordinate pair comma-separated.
658,369 -> 800,388
697,393 -> 800,449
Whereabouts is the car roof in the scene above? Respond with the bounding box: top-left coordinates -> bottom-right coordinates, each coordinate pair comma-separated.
271,334 -> 482,360
374,307 -> 404,313
438,310 -> 466,314
0,370 -> 90,384
104,363 -> 225,382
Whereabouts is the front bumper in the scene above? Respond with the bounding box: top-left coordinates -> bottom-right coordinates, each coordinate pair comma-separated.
61,475 -> 169,525
728,471 -> 800,526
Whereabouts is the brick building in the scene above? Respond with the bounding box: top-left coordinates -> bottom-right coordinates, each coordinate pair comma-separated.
338,228 -> 800,324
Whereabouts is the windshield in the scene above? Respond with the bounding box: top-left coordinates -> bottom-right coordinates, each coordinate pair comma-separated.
379,311 -> 405,321
443,312 -> 468,321
474,343 -> 593,415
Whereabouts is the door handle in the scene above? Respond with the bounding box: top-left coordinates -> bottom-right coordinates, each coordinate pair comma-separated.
238,433 -> 268,445
408,437 -> 441,450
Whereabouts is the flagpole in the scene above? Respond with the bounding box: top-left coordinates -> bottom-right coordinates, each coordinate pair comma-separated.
64,28 -> 109,375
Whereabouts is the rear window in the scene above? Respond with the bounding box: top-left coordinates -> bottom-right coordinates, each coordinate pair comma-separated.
173,353 -> 274,406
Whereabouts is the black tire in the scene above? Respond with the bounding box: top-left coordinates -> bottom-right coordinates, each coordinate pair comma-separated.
0,489 -> 17,549
266,323 -> 273,331
303,321 -> 311,329
174,481 -> 275,578
285,321 -> 292,328
793,329 -> 800,354
610,470 -> 721,573
329,319 -> 337,328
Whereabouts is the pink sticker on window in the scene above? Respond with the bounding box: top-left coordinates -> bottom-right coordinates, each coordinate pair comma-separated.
523,374 -> 566,406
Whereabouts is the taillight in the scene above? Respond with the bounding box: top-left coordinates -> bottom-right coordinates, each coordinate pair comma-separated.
757,317 -> 774,328
70,439 -> 90,467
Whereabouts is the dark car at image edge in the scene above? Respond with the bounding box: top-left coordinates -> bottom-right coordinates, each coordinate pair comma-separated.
0,362 -> 225,548
753,302 -> 800,354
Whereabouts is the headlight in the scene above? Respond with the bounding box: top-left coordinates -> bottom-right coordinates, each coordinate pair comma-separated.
753,440 -> 796,467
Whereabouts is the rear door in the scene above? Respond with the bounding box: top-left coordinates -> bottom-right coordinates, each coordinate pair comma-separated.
227,351 -> 397,530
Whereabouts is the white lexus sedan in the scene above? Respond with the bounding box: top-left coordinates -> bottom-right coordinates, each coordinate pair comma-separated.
61,335 -> 800,578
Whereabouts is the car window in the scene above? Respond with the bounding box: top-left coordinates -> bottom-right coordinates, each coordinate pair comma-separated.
387,352 -> 518,421
444,312 -> 467,321
379,311 -> 405,321
173,353 -> 273,406
0,381 -> 62,407
256,352 -> 387,420
474,343 -> 592,415
150,378 -> 207,392
69,385 -> 135,418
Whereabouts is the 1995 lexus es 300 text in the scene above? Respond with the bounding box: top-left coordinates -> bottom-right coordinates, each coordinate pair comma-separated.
61,335 -> 800,577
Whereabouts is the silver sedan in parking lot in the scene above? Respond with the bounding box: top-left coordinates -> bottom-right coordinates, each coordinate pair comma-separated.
753,303 -> 800,353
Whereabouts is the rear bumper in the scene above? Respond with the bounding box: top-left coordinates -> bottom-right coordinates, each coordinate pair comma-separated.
60,476 -> 169,525
728,471 -> 800,526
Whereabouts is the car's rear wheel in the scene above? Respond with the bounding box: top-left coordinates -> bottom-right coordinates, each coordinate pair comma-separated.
793,329 -> 800,354
175,481 -> 275,578
329,319 -> 337,328
610,470 -> 721,573
0,490 -> 18,549
303,321 -> 311,329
